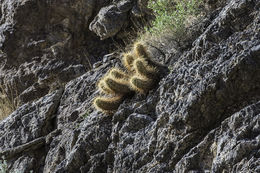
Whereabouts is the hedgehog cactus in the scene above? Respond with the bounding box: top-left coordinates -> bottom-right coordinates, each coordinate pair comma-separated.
133,59 -> 158,79
97,80 -> 113,95
109,68 -> 128,79
93,96 -> 123,114
130,75 -> 155,94
122,53 -> 135,72
104,77 -> 131,94
134,42 -> 150,59
93,42 -> 163,114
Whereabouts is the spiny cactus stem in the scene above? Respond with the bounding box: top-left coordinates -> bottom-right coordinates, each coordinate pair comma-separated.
130,76 -> 154,94
134,42 -> 150,59
133,59 -> 158,79
97,80 -> 114,95
104,77 -> 131,94
122,53 -> 135,72
109,68 -> 129,79
93,96 -> 123,114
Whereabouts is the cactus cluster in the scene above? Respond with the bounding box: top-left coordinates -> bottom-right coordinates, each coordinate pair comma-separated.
93,42 -> 160,114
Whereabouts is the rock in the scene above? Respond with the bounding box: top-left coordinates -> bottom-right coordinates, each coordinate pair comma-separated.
117,0 -> 134,12
9,156 -> 35,173
0,89 -> 63,172
18,83 -> 50,105
175,102 -> 260,172
120,113 -> 153,133
89,5 -> 128,40
0,0 -> 140,105
0,0 -> 260,172
0,89 -> 63,150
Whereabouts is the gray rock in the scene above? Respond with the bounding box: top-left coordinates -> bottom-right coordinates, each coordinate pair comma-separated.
0,89 -> 62,150
0,0 -> 137,105
175,102 -> 260,173
117,0 -> 134,12
10,156 -> 35,173
0,0 -> 259,172
89,5 -> 128,40
0,89 -> 62,172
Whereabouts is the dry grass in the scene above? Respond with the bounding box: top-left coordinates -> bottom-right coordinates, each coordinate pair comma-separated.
0,84 -> 19,121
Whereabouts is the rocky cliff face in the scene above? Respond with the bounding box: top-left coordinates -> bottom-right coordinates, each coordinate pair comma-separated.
0,0 -> 150,105
0,0 -> 259,172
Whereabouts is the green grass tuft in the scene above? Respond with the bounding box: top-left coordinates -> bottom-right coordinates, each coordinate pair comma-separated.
145,0 -> 203,40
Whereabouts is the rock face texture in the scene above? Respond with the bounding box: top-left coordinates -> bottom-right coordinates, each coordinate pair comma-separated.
0,0 -> 260,172
0,0 -> 149,105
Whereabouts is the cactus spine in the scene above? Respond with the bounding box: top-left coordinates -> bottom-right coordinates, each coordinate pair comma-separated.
109,68 -> 128,79
133,59 -> 158,79
130,75 -> 155,93
93,96 -> 123,114
122,53 -> 135,72
98,80 -> 114,95
134,42 -> 150,59
104,77 -> 131,94
94,42 -> 163,114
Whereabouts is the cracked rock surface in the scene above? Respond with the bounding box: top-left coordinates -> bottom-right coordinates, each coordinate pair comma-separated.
0,0 -> 147,105
0,0 -> 260,172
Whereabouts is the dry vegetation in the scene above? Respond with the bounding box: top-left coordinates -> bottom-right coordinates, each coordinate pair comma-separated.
139,0 -> 204,43
0,84 -> 19,121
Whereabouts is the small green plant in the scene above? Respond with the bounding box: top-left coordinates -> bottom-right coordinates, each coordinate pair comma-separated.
75,123 -> 80,129
146,0 -> 203,40
82,111 -> 90,119
168,65 -> 174,72
0,157 -> 8,173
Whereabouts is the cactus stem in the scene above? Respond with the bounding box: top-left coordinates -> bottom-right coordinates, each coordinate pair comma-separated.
97,80 -> 114,95
109,68 -> 129,79
134,42 -> 150,59
130,75 -> 154,94
93,96 -> 123,114
122,52 -> 136,72
104,77 -> 131,94
133,59 -> 158,79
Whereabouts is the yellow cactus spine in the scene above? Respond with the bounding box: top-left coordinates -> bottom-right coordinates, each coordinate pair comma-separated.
104,77 -> 131,94
122,52 -> 135,72
134,42 -> 150,59
109,68 -> 128,79
130,75 -> 154,94
93,96 -> 123,114
93,41 -> 163,114
97,80 -> 114,95
133,59 -> 158,79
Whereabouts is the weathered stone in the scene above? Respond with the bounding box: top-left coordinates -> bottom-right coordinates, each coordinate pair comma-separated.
175,102 -> 260,172
89,5 -> 128,40
0,0 -> 128,104
0,89 -> 62,150
117,0 -> 134,12
0,0 -> 259,172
